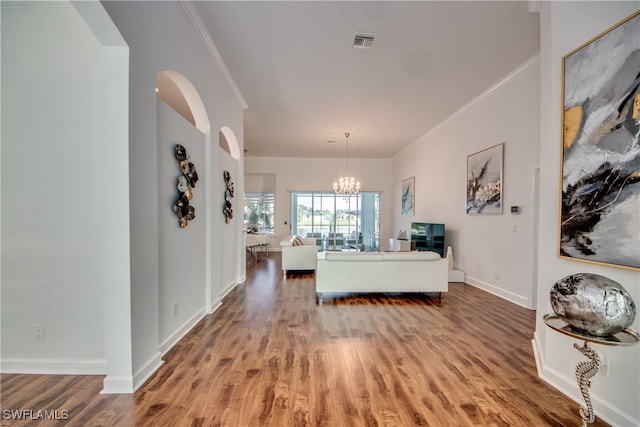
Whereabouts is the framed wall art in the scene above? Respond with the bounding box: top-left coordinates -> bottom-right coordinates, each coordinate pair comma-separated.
559,11 -> 640,270
466,143 -> 504,215
401,176 -> 415,216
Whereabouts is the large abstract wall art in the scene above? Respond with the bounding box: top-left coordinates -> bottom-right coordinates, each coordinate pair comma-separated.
466,143 -> 504,215
560,11 -> 639,270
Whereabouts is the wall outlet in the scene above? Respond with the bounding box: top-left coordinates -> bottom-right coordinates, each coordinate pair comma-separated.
34,324 -> 44,341
494,272 -> 500,281
597,350 -> 608,377
172,304 -> 178,318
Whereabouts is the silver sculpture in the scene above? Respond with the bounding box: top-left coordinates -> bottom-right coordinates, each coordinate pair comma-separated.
550,273 -> 636,336
547,273 -> 638,426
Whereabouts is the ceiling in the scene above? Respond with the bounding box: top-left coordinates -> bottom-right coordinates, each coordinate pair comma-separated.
193,1 -> 540,159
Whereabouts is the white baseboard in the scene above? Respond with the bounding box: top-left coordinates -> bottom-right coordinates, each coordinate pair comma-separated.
101,375 -> 134,394
464,275 -> 531,308
0,358 -> 105,375
221,279 -> 237,299
159,309 -> 206,356
531,331 -> 544,377
131,352 -> 163,392
448,269 -> 465,282
207,297 -> 222,314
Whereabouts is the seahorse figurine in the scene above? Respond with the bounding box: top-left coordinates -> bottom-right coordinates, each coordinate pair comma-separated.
573,342 -> 600,425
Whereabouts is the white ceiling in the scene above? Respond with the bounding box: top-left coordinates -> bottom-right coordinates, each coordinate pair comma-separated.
193,1 -> 540,159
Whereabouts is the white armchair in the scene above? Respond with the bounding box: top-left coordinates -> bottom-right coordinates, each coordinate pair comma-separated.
280,236 -> 318,274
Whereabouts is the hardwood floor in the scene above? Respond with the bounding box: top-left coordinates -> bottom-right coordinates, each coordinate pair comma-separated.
1,253 -> 609,426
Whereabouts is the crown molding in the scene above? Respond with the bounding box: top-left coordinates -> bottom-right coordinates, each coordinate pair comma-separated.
179,1 -> 248,110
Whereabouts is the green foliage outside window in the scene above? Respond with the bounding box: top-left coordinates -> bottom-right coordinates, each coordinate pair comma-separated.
244,192 -> 274,233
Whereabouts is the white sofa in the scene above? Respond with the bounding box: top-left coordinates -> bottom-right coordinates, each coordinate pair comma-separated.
280,236 -> 318,274
316,250 -> 448,302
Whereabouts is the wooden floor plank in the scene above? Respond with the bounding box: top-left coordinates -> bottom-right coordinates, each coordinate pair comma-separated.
1,254 -> 610,426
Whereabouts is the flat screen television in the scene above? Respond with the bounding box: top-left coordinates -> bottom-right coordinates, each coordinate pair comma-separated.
411,222 -> 445,257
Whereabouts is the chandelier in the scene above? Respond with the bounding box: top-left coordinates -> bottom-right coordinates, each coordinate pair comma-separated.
333,132 -> 361,196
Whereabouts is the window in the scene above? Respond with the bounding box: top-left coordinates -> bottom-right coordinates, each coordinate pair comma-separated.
291,192 -> 379,250
244,192 -> 275,234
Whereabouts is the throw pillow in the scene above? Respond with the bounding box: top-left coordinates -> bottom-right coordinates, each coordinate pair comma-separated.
292,236 -> 303,246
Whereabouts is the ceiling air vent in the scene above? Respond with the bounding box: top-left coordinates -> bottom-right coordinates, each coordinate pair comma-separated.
352,33 -> 376,50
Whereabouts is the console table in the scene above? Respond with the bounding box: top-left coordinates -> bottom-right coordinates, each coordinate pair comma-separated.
543,314 -> 639,426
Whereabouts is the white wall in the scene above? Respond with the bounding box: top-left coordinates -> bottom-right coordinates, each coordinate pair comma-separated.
101,0 -> 245,390
1,1 -> 131,384
392,56 -> 541,309
1,0 -> 245,392
534,3 -> 639,426
157,100 -> 206,354
220,150 -> 239,294
243,156 -> 393,248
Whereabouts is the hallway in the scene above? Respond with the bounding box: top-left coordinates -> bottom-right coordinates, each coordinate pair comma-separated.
1,254 -> 608,426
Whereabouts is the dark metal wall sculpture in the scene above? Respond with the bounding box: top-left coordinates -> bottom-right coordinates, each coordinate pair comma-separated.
172,144 -> 199,228
223,170 -> 234,224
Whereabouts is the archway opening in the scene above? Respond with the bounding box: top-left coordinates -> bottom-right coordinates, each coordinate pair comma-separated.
220,126 -> 241,160
156,70 -> 210,132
